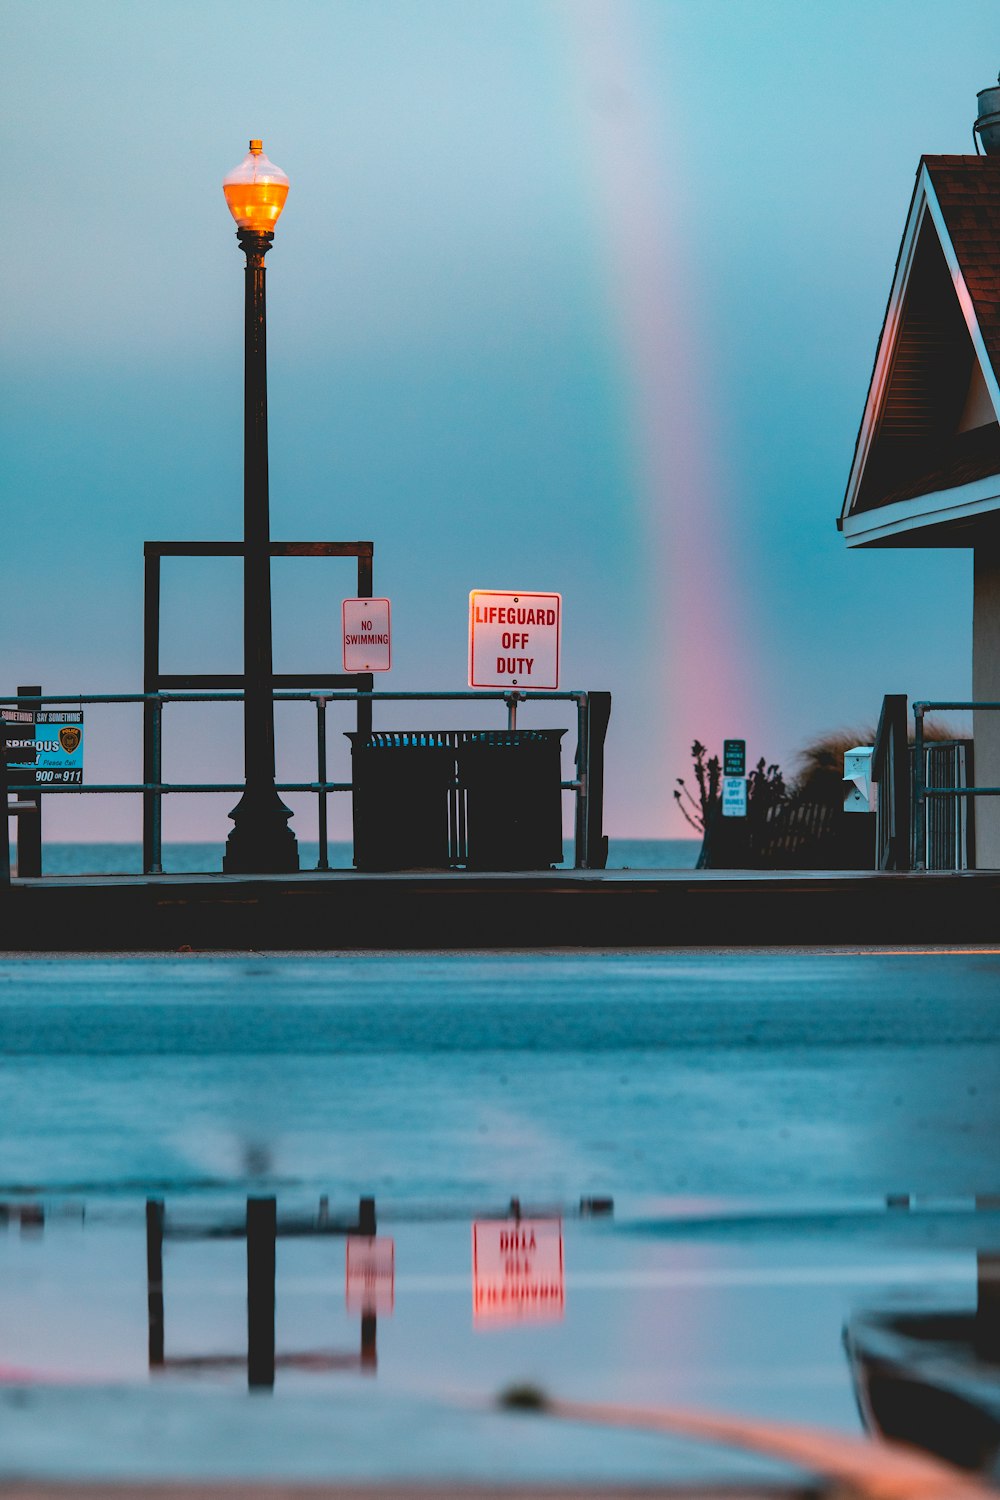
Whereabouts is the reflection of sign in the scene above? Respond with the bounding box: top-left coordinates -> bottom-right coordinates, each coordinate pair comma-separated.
721,776 -> 747,818
469,591 -> 561,691
472,1218 -> 564,1325
342,598 -> 391,673
2,710 -> 84,786
345,1236 -> 395,1315
723,739 -> 746,777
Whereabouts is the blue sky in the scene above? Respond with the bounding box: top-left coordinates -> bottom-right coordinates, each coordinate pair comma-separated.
4,0 -> 999,841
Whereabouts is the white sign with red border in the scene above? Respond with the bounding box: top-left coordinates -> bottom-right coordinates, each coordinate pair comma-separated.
472,1218 -> 564,1325
345,1235 -> 395,1315
342,598 -> 391,673
468,591 -> 561,690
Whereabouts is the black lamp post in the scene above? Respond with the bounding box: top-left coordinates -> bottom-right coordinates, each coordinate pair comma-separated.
221,140 -> 298,873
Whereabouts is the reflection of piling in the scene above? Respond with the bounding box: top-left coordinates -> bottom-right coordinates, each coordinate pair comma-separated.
976,1252 -> 1000,1360
360,1312 -> 377,1371
247,1196 -> 276,1389
146,1198 -> 165,1368
358,1196 -> 376,1235
580,1196 -> 613,1217
18,1202 -> 45,1233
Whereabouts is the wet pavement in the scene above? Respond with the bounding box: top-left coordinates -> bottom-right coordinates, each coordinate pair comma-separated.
1,951 -> 998,1491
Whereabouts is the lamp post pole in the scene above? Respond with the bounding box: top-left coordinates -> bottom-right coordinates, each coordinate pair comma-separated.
222,141 -> 298,874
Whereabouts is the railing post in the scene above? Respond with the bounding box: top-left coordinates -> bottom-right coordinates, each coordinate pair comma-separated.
142,551 -> 161,875
585,691 -> 611,871
16,686 -> 42,877
574,694 -> 590,869
0,711 -> 10,888
316,696 -> 330,871
150,697 -> 163,875
913,702 -> 926,872
356,548 -> 374,741
874,694 -> 910,871
891,695 -> 910,871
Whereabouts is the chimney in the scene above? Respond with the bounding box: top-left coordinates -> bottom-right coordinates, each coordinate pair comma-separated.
975,73 -> 1000,155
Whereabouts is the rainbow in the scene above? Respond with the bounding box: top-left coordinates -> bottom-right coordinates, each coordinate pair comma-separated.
557,0 -> 757,833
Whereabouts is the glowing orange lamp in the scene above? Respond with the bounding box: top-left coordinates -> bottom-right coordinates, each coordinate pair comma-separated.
223,140 -> 289,233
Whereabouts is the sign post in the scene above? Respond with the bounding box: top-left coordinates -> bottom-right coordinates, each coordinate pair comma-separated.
469,591 -> 561,691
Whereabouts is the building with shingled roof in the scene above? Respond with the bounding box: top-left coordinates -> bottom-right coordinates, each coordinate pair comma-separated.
840,83 -> 1000,866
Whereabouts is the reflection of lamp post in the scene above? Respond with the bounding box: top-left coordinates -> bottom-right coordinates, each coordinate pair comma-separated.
222,141 -> 298,873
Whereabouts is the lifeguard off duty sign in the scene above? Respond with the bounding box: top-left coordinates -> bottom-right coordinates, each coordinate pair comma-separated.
468,591 -> 561,690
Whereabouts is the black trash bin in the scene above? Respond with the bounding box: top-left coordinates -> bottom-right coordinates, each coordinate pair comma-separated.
458,729 -> 566,870
346,731 -> 457,870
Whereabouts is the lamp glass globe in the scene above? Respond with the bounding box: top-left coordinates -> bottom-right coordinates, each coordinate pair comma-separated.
223,141 -> 289,231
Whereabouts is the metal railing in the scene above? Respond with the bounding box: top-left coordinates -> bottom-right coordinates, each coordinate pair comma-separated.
2,688 -> 610,880
872,694 -> 909,870
913,700 -> 1000,872
911,738 -> 973,870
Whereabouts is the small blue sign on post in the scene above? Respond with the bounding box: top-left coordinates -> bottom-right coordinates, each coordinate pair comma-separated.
2,710 -> 84,786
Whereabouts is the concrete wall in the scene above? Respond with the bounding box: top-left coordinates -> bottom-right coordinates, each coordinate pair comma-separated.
973,546 -> 1000,866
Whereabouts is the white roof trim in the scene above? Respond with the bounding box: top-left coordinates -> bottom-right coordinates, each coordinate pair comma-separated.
841,162 -> 1000,527
840,177 -> 929,526
923,175 -> 1000,419
843,470 -> 1000,547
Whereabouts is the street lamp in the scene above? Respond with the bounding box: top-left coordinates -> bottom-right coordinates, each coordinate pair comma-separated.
221,140 -> 298,873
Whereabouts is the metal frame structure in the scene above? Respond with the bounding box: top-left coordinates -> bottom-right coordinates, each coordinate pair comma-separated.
1,688 -> 610,878
143,540 -> 375,872
146,1195 -> 379,1388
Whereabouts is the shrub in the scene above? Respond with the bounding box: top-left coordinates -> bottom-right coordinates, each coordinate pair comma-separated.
793,720 -> 959,805
674,741 -> 786,834
673,740 -> 719,835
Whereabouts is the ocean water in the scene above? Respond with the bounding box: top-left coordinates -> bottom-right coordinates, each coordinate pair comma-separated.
16,837 -> 700,877
3,951 -> 999,1203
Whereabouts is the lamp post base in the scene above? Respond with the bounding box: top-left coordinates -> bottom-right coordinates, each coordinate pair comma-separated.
223,792 -> 299,874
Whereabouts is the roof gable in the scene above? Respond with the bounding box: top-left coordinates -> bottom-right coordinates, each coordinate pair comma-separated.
841,156 -> 1000,545
927,155 -> 1000,379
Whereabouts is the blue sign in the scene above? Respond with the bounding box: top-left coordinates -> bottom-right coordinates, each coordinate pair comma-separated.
723,739 -> 746,777
2,710 -> 84,786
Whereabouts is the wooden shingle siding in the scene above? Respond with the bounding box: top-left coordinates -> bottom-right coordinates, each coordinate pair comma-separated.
925,154 -> 1000,372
